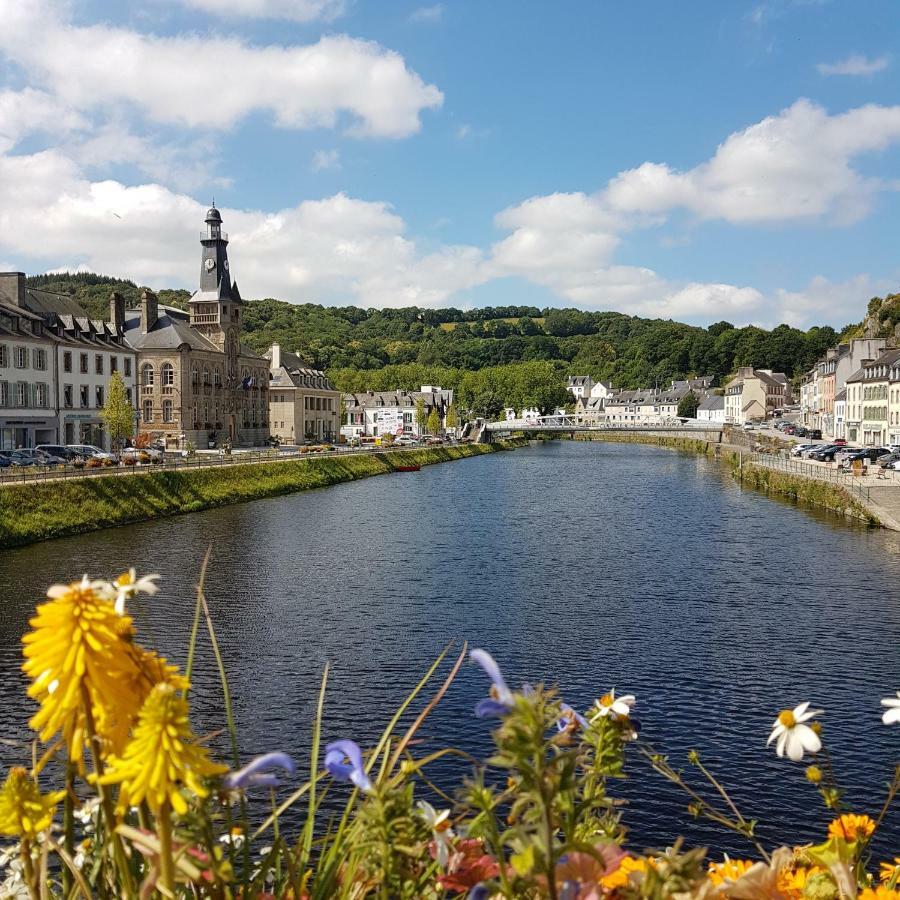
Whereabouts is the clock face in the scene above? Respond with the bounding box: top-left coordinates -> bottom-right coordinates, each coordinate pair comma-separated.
205,258 -> 215,271
223,259 -> 229,271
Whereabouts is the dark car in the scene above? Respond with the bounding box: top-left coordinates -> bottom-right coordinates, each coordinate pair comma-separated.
0,453 -> 10,468
794,426 -> 808,437
35,444 -> 81,462
12,449 -> 64,467
877,451 -> 900,468
810,444 -> 843,462
806,429 -> 823,440
845,447 -> 889,463
0,450 -> 32,467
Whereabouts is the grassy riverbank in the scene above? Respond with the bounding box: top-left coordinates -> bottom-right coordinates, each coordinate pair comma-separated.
573,432 -> 882,525
0,442 -> 521,549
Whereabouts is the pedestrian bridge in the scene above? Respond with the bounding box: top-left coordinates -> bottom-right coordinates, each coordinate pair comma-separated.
479,415 -> 725,442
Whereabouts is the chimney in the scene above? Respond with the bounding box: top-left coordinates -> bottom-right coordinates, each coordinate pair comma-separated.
110,290 -> 125,330
270,343 -> 281,370
140,290 -> 158,333
0,272 -> 26,308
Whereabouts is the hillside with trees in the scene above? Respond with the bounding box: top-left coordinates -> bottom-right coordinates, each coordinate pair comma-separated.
27,271 -> 879,414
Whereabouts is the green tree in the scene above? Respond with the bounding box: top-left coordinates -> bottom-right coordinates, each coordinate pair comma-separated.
100,371 -> 135,449
426,407 -> 441,435
415,397 -> 428,433
446,404 -> 458,432
677,390 -> 700,418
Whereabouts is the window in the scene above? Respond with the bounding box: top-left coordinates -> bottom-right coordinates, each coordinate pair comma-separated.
213,368 -> 221,386
163,399 -> 173,423
126,388 -> 133,404
80,386 -> 89,409
14,346 -> 27,368
143,400 -> 153,423
36,383 -> 48,408
80,353 -> 88,374
33,348 -> 47,370
124,358 -> 132,377
162,362 -> 175,389
16,382 -> 28,407
96,386 -> 104,408
110,356 -> 118,373
191,367 -> 199,385
141,363 -> 154,390
203,368 -> 210,385
95,354 -> 103,375
63,351 -> 71,372
0,345 -> 6,367
63,385 -> 73,408
0,381 -> 7,406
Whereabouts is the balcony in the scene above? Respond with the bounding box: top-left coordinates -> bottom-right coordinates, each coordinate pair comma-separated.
191,314 -> 219,325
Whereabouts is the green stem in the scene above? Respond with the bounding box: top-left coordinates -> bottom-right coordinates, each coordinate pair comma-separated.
20,838 -> 39,900
157,800 -> 175,897
80,685 -> 136,899
62,763 -> 76,898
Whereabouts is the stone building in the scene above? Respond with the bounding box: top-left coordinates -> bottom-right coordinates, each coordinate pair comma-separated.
341,386 -> 453,441
264,344 -> 341,443
120,207 -> 269,448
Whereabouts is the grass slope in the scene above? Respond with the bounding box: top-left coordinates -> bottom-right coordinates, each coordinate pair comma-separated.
0,444 -> 515,549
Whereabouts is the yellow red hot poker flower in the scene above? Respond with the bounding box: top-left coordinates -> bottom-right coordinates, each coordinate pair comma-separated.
0,767 -> 64,839
21,577 -> 145,767
98,682 -> 227,816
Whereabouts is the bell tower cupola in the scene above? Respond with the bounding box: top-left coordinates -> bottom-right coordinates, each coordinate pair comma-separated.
190,204 -> 244,355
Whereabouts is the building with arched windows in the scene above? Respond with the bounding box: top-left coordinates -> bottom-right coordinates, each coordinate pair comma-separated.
120,207 -> 269,448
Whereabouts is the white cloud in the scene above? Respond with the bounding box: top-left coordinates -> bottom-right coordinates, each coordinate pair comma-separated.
409,4 -> 444,23
311,149 -> 341,171
817,54 -> 890,77
0,0 -> 442,139
0,88 -> 88,153
177,0 -> 346,22
605,99 -> 900,225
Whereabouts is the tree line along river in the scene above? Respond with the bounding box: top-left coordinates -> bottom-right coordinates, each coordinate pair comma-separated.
0,440 -> 897,855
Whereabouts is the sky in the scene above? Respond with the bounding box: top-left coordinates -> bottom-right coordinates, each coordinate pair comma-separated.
0,0 -> 899,329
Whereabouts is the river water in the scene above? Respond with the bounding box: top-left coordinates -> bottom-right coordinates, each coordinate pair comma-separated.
0,441 -> 898,856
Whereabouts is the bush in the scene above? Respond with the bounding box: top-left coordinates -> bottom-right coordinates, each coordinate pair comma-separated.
101,457 -> 117,467
138,452 -> 151,464
85,458 -> 101,469
123,456 -> 137,466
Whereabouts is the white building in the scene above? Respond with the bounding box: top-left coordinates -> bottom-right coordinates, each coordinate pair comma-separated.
833,388 -> 846,440
566,375 -> 593,400
0,294 -> 57,449
341,386 -> 454,441
696,395 -> 726,423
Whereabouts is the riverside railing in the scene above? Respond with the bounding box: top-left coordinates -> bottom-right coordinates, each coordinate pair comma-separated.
745,451 -> 883,502
0,443 -> 448,487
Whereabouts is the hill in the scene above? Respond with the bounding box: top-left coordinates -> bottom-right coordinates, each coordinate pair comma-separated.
29,272 -> 883,408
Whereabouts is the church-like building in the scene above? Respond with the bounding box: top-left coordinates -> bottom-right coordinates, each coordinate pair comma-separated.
118,207 -> 270,448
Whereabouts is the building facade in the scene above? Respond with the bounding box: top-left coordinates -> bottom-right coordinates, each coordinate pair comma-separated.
342,386 -> 453,441
121,208 -> 269,448
265,344 -> 341,443
723,367 -> 788,425
0,288 -> 57,449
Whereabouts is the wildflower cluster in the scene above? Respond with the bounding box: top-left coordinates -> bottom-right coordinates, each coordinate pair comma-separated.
0,571 -> 897,899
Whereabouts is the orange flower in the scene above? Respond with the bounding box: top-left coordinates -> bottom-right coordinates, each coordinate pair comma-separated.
828,813 -> 876,841
600,855 -> 648,889
707,858 -> 755,886
881,858 -> 900,885
859,887 -> 900,900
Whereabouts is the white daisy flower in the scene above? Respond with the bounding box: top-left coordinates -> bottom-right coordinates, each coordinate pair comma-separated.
417,800 -> 454,868
113,569 -> 160,614
590,689 -> 636,722
767,702 -> 823,761
881,692 -> 900,725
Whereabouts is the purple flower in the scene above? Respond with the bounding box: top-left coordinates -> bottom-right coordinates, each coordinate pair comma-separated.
324,739 -> 373,793
557,702 -> 589,733
470,649 -> 515,718
469,886 -> 491,900
224,752 -> 297,790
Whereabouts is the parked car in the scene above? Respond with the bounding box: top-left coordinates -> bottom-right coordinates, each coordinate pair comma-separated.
806,429 -> 823,440
832,438 -> 847,446
790,443 -> 817,457
810,444 -> 844,462
67,443 -> 116,461
800,445 -> 825,458
10,449 -> 64,467
0,450 -> 31,467
844,447 -> 889,463
120,446 -> 163,461
0,453 -> 10,468
877,451 -> 900,469
36,444 -> 82,462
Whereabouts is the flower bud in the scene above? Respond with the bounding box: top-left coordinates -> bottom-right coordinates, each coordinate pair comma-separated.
805,765 -> 823,784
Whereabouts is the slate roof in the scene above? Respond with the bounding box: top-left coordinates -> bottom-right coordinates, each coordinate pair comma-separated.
122,305 -> 220,352
697,395 -> 725,411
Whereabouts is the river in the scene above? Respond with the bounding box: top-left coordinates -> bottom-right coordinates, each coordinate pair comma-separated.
0,440 -> 898,856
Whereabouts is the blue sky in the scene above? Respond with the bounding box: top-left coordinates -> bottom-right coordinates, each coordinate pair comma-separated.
0,0 -> 898,328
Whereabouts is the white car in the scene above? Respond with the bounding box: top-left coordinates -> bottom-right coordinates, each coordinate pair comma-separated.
67,443 -> 115,461
790,443 -> 816,457
120,446 -> 164,461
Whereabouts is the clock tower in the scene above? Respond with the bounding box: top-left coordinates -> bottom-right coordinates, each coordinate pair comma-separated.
189,205 -> 243,351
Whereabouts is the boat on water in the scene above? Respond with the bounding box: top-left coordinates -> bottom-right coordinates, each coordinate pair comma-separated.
395,464 -> 421,472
